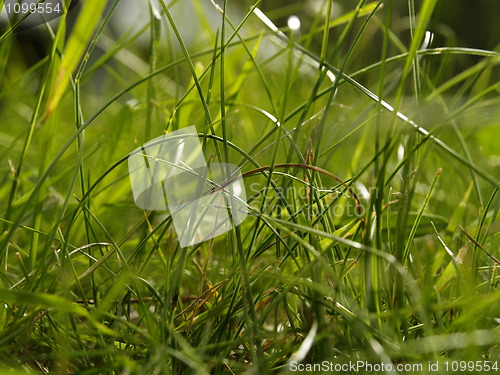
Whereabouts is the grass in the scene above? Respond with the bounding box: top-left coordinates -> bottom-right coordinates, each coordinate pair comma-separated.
0,0 -> 499,373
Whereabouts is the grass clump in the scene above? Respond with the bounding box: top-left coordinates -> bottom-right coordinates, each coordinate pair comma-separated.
0,0 -> 499,373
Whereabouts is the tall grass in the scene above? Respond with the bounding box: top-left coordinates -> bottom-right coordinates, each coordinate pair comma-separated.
0,0 -> 499,373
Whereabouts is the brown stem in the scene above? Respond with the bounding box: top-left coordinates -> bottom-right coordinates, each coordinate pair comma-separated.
211,163 -> 364,217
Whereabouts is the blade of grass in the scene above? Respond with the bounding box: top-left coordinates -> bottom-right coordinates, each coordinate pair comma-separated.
43,0 -> 108,120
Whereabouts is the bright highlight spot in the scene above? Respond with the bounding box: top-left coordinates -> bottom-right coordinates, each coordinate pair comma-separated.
287,15 -> 301,31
